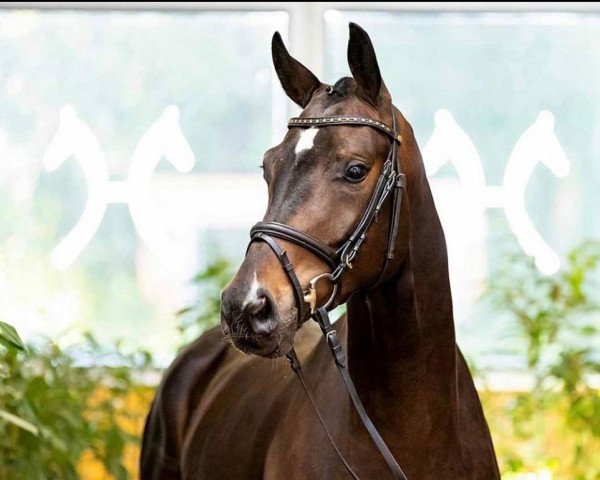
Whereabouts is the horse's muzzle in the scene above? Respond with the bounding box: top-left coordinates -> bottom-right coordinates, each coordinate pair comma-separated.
221,284 -> 284,357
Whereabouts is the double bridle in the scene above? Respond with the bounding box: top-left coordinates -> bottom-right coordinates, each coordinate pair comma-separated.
246,108 -> 408,480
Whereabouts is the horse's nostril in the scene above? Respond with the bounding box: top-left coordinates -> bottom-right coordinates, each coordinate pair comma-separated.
249,316 -> 276,336
242,294 -> 276,336
243,295 -> 269,317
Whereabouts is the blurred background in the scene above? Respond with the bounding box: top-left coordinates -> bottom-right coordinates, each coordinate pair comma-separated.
1,2 -> 599,479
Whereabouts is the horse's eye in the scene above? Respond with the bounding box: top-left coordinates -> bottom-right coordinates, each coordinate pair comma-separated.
344,164 -> 367,182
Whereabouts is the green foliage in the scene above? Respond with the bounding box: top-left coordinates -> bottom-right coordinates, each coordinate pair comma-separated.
0,334 -> 152,480
484,241 -> 600,478
0,257 -> 231,479
488,241 -> 600,370
176,257 -> 234,347
0,321 -> 25,353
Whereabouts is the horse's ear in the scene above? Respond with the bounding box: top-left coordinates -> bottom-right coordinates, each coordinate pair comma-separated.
347,23 -> 384,105
272,32 -> 321,108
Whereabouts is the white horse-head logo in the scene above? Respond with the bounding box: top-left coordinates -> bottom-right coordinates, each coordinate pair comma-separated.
44,106 -> 570,275
42,105 -> 195,269
503,110 -> 570,274
423,109 -> 570,275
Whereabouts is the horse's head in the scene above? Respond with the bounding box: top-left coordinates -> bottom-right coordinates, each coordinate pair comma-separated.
221,23 -> 409,358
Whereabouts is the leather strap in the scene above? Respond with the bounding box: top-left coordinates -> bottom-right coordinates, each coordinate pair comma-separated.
251,222 -> 337,269
286,306 -> 407,480
287,349 -> 362,480
374,111 -> 405,286
332,155 -> 396,282
250,232 -> 308,322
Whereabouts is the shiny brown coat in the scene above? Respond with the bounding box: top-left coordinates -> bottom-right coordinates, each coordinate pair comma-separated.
141,23 -> 500,480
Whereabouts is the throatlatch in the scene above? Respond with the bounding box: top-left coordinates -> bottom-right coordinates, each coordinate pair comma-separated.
247,109 -> 407,480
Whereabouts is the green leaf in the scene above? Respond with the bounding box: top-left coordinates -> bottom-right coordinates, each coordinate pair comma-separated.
0,320 -> 25,352
175,306 -> 194,316
0,410 -> 38,436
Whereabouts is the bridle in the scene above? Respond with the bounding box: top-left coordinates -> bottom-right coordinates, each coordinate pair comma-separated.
248,108 -> 407,479
246,107 -> 408,480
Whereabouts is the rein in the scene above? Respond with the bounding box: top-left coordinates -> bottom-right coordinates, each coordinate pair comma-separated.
247,110 -> 408,480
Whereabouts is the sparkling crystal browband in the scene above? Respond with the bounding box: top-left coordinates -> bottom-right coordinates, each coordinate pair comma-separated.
288,116 -> 402,144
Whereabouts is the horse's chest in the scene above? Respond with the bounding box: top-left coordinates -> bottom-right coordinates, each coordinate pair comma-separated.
186,395 -> 391,479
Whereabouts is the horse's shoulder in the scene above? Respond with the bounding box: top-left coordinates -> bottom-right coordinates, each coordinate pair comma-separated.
141,326 -> 230,479
156,325 -> 231,424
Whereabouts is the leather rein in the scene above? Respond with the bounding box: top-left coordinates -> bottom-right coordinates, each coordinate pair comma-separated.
247,109 -> 408,480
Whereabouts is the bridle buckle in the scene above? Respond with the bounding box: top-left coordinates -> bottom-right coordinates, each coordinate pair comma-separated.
303,287 -> 317,314
303,273 -> 338,315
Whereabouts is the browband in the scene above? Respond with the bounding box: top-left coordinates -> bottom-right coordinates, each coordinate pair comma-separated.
289,115 -> 402,144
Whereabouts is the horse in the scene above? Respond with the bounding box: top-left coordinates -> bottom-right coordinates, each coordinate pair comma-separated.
141,23 -> 500,479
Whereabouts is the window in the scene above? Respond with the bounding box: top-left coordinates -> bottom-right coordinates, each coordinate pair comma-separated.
2,4 -> 597,367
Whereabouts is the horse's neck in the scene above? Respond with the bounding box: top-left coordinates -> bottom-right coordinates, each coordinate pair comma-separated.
346,125 -> 459,437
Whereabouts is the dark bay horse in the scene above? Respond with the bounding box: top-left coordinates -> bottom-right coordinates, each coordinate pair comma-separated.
141,23 -> 500,479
